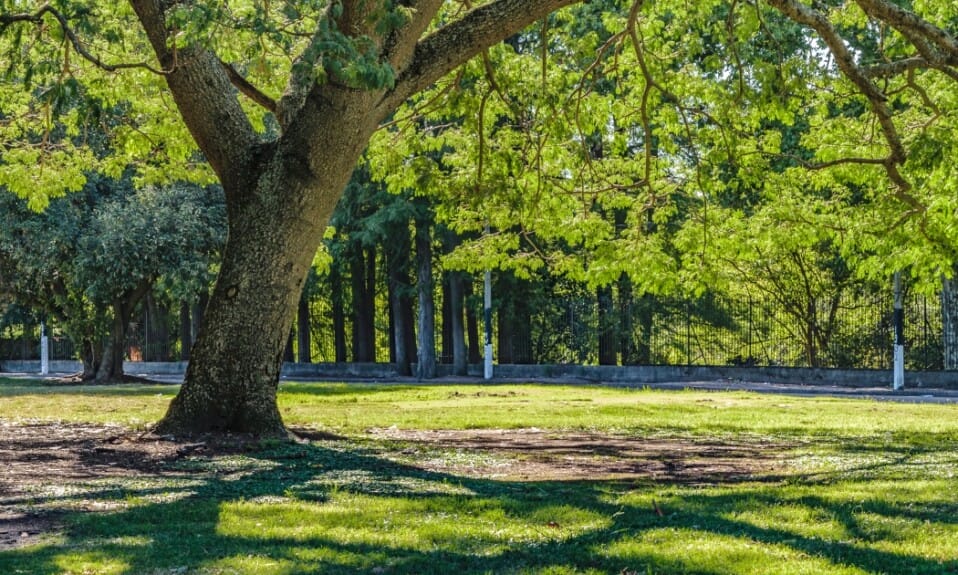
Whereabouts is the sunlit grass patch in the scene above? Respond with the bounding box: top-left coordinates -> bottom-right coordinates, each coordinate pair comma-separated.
600,528 -> 870,575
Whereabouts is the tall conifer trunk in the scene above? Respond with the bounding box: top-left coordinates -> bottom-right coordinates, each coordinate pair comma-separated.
942,271 -> 958,370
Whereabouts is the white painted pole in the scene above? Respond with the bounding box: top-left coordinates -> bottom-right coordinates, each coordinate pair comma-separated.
484,268 -> 493,380
893,272 -> 904,391
40,321 -> 49,376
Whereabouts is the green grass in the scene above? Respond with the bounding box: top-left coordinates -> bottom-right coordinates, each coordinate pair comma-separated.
2,379 -> 958,574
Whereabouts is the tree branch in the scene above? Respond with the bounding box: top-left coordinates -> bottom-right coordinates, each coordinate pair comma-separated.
768,0 -> 924,213
853,0 -> 958,60
0,3 -> 169,74
128,0 -> 259,193
381,0 -> 583,112
219,60 -> 277,114
864,56 -> 929,79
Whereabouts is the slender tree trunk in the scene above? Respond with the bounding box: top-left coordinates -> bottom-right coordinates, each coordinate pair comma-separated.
95,301 -> 129,382
191,290 -> 209,344
465,279 -> 481,365
617,274 -> 637,365
80,339 -> 102,381
441,277 -> 453,364
449,271 -> 467,376
179,302 -> 192,361
387,224 -> 414,376
415,218 -> 436,379
297,292 -> 312,363
284,330 -> 295,363
350,245 -> 376,362
95,283 -> 152,382
636,294 -> 654,364
330,265 -> 348,363
598,285 -> 617,365
364,246 -> 377,362
145,293 -> 171,361
942,272 -> 958,370
497,274 -> 514,364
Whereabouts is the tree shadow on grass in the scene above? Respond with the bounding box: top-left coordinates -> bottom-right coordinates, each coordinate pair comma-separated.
1,432 -> 957,574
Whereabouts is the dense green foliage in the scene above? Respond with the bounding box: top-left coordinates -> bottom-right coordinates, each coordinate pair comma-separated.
0,179 -> 225,377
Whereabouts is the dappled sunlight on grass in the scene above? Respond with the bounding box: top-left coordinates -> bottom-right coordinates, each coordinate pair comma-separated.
2,381 -> 958,573
599,528 -> 871,575
53,551 -> 130,575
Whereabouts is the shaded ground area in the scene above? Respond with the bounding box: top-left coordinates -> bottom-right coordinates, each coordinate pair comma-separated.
366,428 -> 787,483
1,421 -> 788,551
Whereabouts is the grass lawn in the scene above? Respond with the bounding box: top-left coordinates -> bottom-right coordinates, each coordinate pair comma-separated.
0,378 -> 956,574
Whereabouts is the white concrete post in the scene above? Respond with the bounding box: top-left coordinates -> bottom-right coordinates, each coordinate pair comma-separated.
484,268 -> 493,380
40,322 -> 49,375
893,272 -> 904,391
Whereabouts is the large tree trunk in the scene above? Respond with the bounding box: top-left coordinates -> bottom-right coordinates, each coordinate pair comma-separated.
155,109 -> 373,435
138,0 -> 579,437
943,272 -> 958,370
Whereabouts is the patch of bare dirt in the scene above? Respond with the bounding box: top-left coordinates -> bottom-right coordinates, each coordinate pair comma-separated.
0,421 -> 232,550
0,421 -> 790,549
369,428 -> 789,483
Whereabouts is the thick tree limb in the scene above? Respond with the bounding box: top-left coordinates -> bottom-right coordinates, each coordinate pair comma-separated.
219,60 -> 277,114
864,57 -> 929,79
128,0 -> 259,193
853,0 -> 958,60
380,0 -> 443,72
381,0 -> 583,113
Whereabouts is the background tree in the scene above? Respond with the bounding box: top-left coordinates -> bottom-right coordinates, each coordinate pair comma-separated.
0,178 -> 225,380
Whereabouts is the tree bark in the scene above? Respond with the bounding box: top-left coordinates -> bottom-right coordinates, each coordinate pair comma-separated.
449,271 -> 468,376
597,285 -> 617,366
386,222 -> 415,376
297,292 -> 312,363
617,274 -> 637,365
415,218 -> 437,379
179,301 -> 192,361
465,279 -> 481,365
942,271 -> 958,370
330,265 -> 348,363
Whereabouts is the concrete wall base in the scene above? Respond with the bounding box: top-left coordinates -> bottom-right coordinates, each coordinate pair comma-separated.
3,359 -> 958,389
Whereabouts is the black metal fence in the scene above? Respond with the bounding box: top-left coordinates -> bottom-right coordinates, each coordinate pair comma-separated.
2,284 -> 945,371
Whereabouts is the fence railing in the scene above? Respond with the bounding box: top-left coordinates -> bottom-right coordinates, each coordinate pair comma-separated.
1,287 -> 946,371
